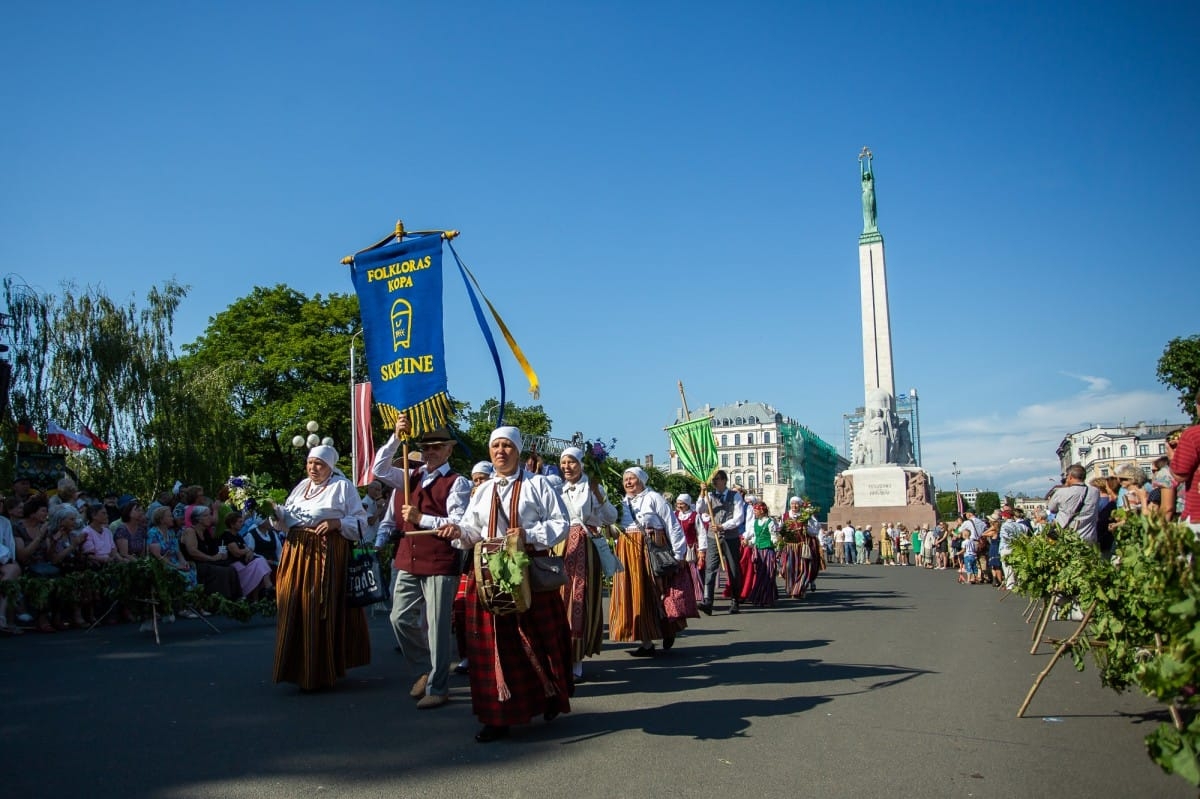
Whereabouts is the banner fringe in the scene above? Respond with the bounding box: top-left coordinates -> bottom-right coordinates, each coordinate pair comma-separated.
377,392 -> 455,441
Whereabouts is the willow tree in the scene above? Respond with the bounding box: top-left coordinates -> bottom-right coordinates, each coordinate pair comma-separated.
1,276 -> 212,495
181,285 -> 361,489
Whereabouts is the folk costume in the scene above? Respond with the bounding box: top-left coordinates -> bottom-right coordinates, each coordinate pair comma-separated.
697,480 -> 746,613
743,505 -> 779,607
453,427 -> 573,742
272,446 -> 371,691
374,427 -> 471,706
610,467 -> 688,656
557,447 -> 617,674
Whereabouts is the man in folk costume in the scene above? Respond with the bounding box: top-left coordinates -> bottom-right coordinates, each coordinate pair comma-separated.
696,470 -> 747,615
444,426 -> 573,743
374,413 -> 471,709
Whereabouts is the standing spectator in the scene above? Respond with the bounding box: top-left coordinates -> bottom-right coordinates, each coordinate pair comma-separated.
998,510 -> 1028,590
842,522 -> 857,566
1047,464 -> 1101,544
921,526 -> 937,568
1172,398 -> 1200,532
832,524 -> 844,564
361,480 -> 385,551
861,524 -> 874,564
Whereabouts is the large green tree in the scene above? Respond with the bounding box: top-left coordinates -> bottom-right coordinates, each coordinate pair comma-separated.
1157,335 -> 1200,423
974,491 -> 1002,518
181,285 -> 361,489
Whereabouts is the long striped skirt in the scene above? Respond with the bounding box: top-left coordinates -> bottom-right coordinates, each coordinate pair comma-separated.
273,527 -> 371,690
609,531 -> 665,643
559,525 -> 603,662
746,546 -> 779,607
780,539 -> 821,598
464,572 -> 573,727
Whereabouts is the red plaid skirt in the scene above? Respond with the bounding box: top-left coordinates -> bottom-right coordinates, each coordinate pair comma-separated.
464,571 -> 573,726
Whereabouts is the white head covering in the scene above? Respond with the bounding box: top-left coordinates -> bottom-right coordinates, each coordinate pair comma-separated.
623,466 -> 648,486
788,496 -> 801,508
676,493 -> 694,510
489,426 -> 523,453
308,445 -> 338,469
560,446 -> 584,464
471,461 -> 494,477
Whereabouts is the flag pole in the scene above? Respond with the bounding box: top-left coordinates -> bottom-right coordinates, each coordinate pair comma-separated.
678,381 -> 727,576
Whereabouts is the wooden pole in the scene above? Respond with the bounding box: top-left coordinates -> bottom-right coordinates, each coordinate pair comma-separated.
1030,598 -> 1054,653
1017,602 -> 1096,718
678,380 -> 727,575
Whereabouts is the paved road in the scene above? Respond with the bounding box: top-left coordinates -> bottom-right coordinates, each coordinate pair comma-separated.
2,564 -> 1190,799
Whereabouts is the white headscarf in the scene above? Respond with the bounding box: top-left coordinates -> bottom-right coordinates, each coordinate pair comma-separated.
560,446 -> 584,464
471,461 -> 494,477
623,466 -> 648,487
676,493 -> 694,510
489,426 -> 523,453
308,445 -> 338,469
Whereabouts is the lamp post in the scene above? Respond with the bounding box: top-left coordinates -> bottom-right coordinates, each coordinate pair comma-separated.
952,460 -> 962,515
293,420 -> 334,461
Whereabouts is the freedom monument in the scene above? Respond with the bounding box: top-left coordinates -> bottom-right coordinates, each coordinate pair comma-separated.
827,148 -> 937,531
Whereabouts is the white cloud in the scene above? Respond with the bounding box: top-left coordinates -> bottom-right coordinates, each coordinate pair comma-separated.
1061,372 -> 1112,394
920,386 -> 1184,496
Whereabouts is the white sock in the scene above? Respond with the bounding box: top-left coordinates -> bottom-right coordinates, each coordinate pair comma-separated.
572,663 -> 583,678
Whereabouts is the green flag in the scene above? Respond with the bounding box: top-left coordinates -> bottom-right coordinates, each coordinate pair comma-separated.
667,416 -> 719,482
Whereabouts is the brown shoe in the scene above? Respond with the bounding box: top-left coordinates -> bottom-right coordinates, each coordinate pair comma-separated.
416,693 -> 448,709
409,673 -> 429,699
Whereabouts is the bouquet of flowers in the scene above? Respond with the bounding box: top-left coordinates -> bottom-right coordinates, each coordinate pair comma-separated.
226,474 -> 272,514
581,437 -> 618,484
778,497 -> 817,544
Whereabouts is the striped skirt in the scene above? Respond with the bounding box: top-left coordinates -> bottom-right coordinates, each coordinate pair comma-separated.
464,571 -> 573,727
273,527 -> 371,690
608,531 -> 665,643
746,546 -> 779,607
559,525 -> 604,662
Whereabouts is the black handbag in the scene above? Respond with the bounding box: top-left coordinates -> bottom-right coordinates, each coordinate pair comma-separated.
346,534 -> 386,608
527,554 -> 568,592
646,538 -> 678,578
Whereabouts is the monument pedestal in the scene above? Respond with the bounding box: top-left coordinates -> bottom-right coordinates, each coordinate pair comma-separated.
827,466 -> 937,531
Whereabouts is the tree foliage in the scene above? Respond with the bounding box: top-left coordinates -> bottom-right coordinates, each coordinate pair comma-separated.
181,285 -> 361,490
2,276 -> 190,495
974,491 -> 1002,517
935,491 -> 961,520
1157,335 -> 1200,423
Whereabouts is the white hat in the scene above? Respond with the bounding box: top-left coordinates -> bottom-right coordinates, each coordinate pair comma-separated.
308,445 -> 339,469
489,426 -> 523,452
471,461 -> 494,477
623,466 -> 648,486
560,446 -> 584,464
676,493 -> 694,509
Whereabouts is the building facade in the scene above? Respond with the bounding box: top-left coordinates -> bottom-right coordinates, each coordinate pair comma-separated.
667,400 -> 848,518
1056,422 -> 1186,481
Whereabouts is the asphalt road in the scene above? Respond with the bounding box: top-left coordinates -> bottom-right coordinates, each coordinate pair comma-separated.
2,563 -> 1191,799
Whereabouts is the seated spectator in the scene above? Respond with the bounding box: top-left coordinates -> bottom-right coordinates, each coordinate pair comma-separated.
174,485 -> 207,522
147,505 -> 195,589
13,496 -> 57,632
0,511 -> 22,634
221,511 -> 273,600
46,507 -> 89,627
179,504 -> 241,600
49,476 -> 84,513
241,511 -> 282,567
112,500 -> 149,559
80,504 -> 132,567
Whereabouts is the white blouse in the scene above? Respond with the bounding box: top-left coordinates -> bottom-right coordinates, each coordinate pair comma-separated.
560,476 -> 618,528
276,475 -> 367,541
454,472 -> 568,551
619,489 -> 687,560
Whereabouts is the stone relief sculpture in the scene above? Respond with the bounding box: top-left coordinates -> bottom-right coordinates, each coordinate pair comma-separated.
834,472 -> 854,506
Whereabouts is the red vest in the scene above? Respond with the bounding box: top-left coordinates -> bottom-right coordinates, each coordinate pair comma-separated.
391,470 -> 460,576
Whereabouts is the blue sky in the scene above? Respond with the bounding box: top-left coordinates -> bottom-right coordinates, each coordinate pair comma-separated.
2,1 -> 1196,497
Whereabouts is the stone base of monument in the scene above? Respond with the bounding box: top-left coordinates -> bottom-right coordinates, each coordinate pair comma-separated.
827,466 -> 938,531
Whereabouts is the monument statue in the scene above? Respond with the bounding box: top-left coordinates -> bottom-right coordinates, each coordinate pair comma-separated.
859,146 -> 877,234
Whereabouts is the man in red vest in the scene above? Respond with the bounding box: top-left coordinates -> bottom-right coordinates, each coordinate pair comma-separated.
374,413 -> 471,709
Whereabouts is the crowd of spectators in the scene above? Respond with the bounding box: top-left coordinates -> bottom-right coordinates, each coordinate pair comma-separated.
0,476 -> 285,635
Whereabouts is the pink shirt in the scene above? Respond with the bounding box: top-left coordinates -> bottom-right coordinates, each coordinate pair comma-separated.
82,525 -> 117,560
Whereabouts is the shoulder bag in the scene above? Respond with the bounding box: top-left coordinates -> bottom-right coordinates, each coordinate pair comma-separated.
346,530 -> 386,608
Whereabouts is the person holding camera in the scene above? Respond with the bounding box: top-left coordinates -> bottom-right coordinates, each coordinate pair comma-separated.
1047,464 -> 1101,544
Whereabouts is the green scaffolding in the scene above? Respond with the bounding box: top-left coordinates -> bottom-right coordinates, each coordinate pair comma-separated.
778,422 -> 840,518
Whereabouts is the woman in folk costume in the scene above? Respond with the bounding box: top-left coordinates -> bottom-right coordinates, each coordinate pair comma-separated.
445,427 -> 573,743
611,466 -> 688,657
452,460 -> 495,676
779,497 -> 820,598
674,494 -> 700,561
556,447 -> 617,682
743,501 -> 780,607
271,445 -> 371,691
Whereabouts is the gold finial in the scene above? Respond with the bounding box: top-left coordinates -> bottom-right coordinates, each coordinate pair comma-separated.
443,230 -> 460,240
395,220 -> 406,239
340,255 -> 354,265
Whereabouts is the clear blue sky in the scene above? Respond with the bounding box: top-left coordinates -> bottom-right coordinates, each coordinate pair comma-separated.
3,1 -> 1195,497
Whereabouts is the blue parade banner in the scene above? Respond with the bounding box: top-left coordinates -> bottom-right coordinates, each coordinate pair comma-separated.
349,233 -> 453,437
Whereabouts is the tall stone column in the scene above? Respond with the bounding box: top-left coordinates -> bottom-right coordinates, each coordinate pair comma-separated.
858,234 -> 894,399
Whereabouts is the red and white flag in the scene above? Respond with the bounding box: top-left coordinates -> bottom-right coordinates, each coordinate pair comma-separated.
351,382 -> 375,486
81,425 -> 109,451
46,422 -> 89,452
